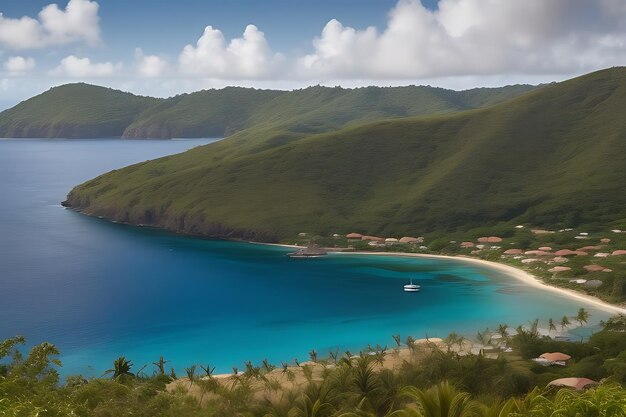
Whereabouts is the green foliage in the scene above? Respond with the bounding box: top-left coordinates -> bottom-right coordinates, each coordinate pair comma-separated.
0,83 -> 535,139
104,356 -> 134,381
65,68 -> 626,245
1,320 -> 626,416
0,83 -> 158,138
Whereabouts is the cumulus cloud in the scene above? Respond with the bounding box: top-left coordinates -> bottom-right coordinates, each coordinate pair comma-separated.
179,24 -> 283,79
52,55 -> 121,77
0,0 -> 100,49
298,0 -> 626,79
135,48 -> 168,77
4,56 -> 36,74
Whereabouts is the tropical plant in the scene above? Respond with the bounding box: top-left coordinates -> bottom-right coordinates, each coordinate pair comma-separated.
576,307 -> 590,327
153,355 -> 169,375
548,318 -> 557,335
104,356 -> 134,380
399,381 -> 478,417
185,364 -> 197,389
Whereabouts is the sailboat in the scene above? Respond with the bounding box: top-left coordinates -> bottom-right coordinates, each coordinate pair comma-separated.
404,278 -> 420,292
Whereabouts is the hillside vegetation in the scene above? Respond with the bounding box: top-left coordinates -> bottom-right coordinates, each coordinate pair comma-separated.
65,68 -> 626,241
0,83 -> 534,139
0,84 -> 159,138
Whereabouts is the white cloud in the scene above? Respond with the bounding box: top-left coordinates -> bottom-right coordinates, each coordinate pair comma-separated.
4,56 -> 36,74
52,55 -> 121,77
298,0 -> 626,79
179,24 -> 283,79
135,48 -> 168,77
0,0 -> 100,49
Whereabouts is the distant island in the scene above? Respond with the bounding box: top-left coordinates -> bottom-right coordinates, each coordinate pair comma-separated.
0,82 -> 534,139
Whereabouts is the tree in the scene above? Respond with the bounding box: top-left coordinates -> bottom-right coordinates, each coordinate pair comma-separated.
561,316 -> 571,330
152,355 -> 169,376
443,333 -> 459,352
476,328 -> 491,347
496,324 -> 509,347
352,355 -> 382,404
400,381 -> 478,417
576,308 -> 590,327
104,356 -> 134,380
185,364 -> 196,389
548,318 -> 557,335
392,335 -> 402,352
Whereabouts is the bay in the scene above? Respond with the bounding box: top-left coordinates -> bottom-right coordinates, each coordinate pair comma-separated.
0,139 -> 610,377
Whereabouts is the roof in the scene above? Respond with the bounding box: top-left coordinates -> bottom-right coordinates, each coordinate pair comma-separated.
548,377 -> 597,391
540,352 -> 571,362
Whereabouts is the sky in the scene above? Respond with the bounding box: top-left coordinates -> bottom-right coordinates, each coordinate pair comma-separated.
0,0 -> 625,109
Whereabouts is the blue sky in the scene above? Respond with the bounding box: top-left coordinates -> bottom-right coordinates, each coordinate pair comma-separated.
0,0 -> 625,109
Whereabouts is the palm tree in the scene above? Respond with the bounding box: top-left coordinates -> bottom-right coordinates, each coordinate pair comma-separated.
497,323 -> 509,344
392,334 -> 402,352
406,336 -> 415,353
262,358 -> 275,373
373,346 -> 387,366
200,364 -> 215,379
575,308 -> 590,327
185,365 -> 196,389
456,335 -> 466,351
443,332 -> 459,352
400,381 -> 478,417
152,355 -> 169,376
548,318 -> 557,335
104,356 -> 134,380
476,328 -> 491,347
561,315 -> 571,330
529,318 -> 540,337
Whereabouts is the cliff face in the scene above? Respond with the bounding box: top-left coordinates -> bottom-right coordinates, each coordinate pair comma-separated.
63,191 -> 280,242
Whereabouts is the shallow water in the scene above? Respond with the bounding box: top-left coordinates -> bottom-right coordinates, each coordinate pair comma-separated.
0,139 -> 611,377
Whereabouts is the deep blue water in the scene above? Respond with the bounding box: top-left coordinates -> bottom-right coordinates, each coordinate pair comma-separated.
0,139 -> 612,377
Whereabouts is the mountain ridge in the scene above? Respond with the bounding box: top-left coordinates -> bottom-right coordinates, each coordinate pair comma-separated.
0,83 -> 536,139
64,67 -> 626,241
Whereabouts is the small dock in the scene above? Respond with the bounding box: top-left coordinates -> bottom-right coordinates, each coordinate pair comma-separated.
287,244 -> 328,258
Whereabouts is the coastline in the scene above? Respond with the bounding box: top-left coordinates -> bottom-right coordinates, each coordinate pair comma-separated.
261,242 -> 626,315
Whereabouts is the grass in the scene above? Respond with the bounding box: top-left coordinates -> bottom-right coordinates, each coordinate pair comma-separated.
65,67 -> 626,244
0,82 -> 535,139
0,83 -> 159,138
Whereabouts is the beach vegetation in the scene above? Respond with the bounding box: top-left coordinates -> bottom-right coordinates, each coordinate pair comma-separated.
7,313 -> 626,415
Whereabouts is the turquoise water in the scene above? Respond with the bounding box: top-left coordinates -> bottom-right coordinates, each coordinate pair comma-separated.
0,139 -> 612,377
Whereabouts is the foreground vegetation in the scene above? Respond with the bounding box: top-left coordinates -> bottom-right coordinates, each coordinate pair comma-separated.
2,315 -> 625,416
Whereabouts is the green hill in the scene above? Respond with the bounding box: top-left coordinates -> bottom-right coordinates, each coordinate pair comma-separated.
0,84 -> 160,138
0,83 -> 535,139
65,68 -> 626,241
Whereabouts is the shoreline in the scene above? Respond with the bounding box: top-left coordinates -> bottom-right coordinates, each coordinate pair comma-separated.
260,242 -> 626,315
61,207 -> 626,315
342,251 -> 626,315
